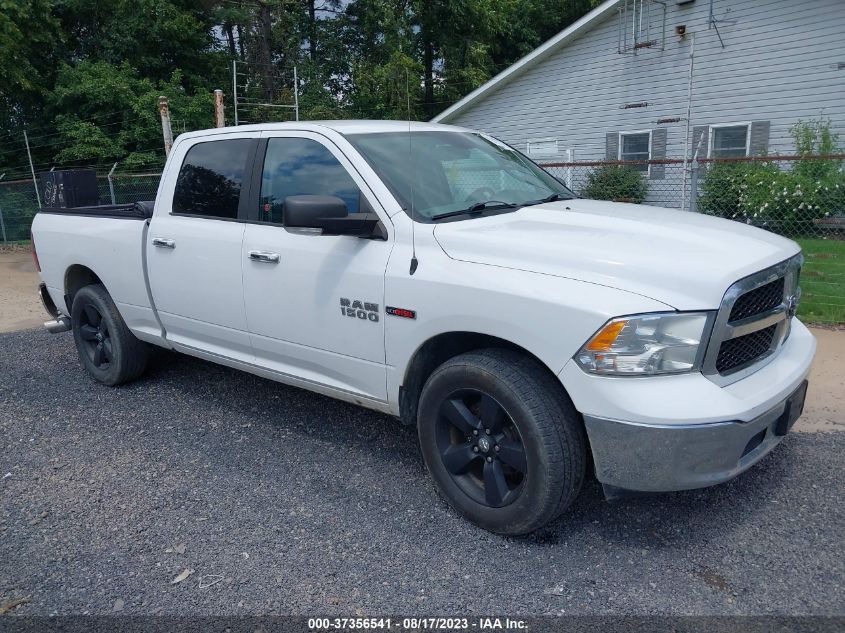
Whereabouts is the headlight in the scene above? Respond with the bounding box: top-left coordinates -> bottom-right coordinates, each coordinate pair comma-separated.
575,312 -> 712,376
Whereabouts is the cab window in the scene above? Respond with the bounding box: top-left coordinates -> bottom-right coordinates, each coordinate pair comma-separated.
259,138 -> 361,224
172,139 -> 253,219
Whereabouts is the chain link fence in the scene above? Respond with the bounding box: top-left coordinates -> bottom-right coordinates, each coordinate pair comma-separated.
540,154 -> 845,324
0,172 -> 161,243
1,156 -> 842,323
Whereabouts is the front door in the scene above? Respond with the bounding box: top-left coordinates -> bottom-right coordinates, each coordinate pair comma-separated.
241,132 -> 393,401
147,133 -> 259,362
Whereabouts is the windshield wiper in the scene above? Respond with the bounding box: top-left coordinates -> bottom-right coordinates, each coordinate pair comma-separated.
521,192 -> 573,207
430,200 -> 519,221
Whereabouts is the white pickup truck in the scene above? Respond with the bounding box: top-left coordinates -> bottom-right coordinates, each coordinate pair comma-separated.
31,121 -> 815,535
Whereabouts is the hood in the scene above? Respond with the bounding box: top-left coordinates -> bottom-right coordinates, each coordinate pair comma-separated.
432,199 -> 800,310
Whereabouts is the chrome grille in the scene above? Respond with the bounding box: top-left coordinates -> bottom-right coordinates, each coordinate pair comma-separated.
716,325 -> 777,373
729,277 -> 785,322
702,254 -> 802,386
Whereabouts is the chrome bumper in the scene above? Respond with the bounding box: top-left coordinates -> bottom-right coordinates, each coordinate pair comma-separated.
584,380 -> 808,495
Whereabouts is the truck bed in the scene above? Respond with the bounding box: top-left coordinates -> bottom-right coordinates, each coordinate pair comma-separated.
31,201 -> 165,345
38,201 -> 154,220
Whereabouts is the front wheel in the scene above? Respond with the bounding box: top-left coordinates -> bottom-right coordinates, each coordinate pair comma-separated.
417,349 -> 586,535
71,284 -> 149,386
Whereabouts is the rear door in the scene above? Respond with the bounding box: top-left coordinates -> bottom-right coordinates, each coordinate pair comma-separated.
241,132 -> 393,401
147,133 -> 260,362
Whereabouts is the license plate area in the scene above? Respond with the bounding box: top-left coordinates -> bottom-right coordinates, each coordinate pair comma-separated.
773,380 -> 808,436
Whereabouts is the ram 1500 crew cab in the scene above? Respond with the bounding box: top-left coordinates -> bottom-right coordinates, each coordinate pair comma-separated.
31,121 -> 816,534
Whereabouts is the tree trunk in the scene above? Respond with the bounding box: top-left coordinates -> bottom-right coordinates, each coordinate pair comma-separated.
224,22 -> 237,59
308,0 -> 317,62
257,1 -> 274,101
423,37 -> 434,118
236,24 -> 245,59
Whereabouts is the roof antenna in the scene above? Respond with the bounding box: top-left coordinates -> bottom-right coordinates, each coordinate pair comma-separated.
406,70 -> 418,275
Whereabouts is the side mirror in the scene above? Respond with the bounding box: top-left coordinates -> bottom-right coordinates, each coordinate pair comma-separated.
283,195 -> 383,238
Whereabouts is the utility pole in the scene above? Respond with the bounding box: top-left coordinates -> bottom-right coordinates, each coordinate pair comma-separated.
0,173 -> 7,243
681,32 -> 696,211
214,89 -> 226,128
158,96 -> 174,156
23,131 -> 41,207
293,66 -> 299,121
232,60 -> 239,126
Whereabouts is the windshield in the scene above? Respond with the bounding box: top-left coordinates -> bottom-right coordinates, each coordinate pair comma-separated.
346,131 -> 575,221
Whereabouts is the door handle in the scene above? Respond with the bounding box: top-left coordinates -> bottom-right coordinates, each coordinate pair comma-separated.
152,237 -> 175,249
248,250 -> 280,264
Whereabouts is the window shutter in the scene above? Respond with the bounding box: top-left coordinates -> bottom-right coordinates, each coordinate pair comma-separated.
749,121 -> 770,156
650,128 -> 667,179
691,126 -> 709,159
606,132 -> 619,160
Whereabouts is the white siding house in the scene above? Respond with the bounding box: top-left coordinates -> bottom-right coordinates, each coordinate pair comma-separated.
433,0 -> 845,207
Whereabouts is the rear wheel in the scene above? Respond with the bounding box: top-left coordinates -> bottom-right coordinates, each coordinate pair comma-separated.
71,284 -> 148,386
418,349 -> 586,535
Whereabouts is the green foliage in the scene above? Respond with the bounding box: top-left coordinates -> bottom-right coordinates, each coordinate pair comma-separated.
45,61 -> 214,169
581,165 -> 648,204
0,0 -> 599,178
0,186 -> 40,241
700,119 -> 844,235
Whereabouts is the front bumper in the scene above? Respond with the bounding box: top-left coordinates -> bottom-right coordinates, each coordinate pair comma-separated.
584,380 -> 807,493
560,319 -> 816,493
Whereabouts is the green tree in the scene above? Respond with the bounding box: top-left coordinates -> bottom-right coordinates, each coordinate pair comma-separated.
46,61 -> 213,169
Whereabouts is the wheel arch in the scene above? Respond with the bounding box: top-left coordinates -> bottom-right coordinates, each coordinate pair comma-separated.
399,331 -> 576,427
64,264 -> 104,312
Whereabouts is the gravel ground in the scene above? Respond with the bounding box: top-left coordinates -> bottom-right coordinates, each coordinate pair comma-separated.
1,329 -> 843,616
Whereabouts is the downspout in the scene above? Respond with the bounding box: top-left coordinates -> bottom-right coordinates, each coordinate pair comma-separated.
681,32 -> 695,211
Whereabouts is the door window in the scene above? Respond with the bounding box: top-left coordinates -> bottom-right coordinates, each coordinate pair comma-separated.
172,139 -> 253,219
259,138 -> 361,224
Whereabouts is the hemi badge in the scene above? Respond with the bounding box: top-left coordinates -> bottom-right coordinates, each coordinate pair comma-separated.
386,306 -> 416,319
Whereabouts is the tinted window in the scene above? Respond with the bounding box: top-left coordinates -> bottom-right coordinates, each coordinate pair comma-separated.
259,138 -> 360,224
173,139 -> 253,218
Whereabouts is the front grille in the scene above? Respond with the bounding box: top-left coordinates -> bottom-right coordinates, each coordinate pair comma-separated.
703,255 -> 802,385
729,277 -> 785,322
716,325 -> 777,373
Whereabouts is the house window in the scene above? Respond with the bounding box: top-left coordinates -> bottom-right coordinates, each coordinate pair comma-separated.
619,131 -> 651,172
710,124 -> 750,158
526,138 -> 558,159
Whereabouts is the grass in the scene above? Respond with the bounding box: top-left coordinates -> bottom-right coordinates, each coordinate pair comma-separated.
0,239 -> 32,252
796,238 -> 845,325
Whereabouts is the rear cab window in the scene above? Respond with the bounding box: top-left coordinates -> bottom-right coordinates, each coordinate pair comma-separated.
172,139 -> 254,219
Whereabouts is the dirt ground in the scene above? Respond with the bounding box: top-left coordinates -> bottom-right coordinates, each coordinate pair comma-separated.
0,249 -> 44,334
1,249 -> 842,432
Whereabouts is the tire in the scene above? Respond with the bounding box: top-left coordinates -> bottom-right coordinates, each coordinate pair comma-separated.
417,348 -> 586,535
71,284 -> 149,386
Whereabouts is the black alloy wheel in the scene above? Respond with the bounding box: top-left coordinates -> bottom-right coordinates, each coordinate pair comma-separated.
71,283 -> 149,386
435,390 -> 527,508
77,303 -> 113,369
418,348 -> 586,535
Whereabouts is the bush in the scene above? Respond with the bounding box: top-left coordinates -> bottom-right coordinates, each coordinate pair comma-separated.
581,165 -> 648,203
699,161 -> 779,219
699,118 -> 845,236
